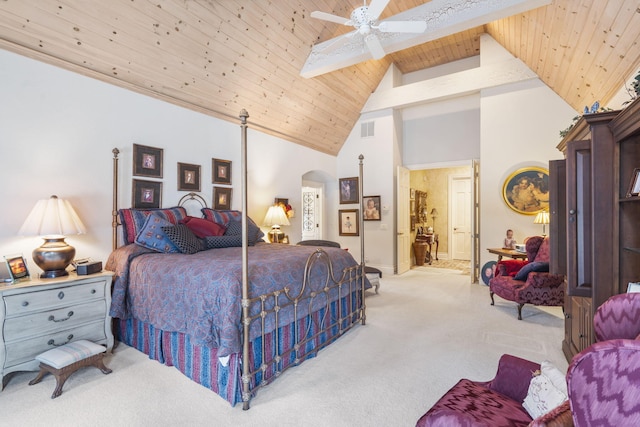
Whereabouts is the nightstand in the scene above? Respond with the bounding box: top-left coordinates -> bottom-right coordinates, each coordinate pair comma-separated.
0,271 -> 113,389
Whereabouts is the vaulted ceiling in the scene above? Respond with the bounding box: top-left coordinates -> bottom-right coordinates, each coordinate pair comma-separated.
1,1 -> 639,155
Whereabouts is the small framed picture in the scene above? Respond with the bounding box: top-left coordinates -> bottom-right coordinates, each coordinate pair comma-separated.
178,162 -> 201,192
133,179 -> 162,209
339,177 -> 359,204
4,255 -> 30,282
213,158 -> 232,185
627,168 -> 640,197
339,209 -> 359,236
363,195 -> 381,221
410,215 -> 416,231
133,144 -> 163,178
214,186 -> 232,210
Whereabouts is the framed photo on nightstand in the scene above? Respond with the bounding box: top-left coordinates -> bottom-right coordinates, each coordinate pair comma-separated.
4,255 -> 30,283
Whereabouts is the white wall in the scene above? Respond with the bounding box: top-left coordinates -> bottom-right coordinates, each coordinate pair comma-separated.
0,49 -> 335,279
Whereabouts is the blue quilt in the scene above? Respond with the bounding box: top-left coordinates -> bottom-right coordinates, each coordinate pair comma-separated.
106,243 -> 365,357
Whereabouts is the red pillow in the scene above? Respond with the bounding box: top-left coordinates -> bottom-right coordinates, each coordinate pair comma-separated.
498,259 -> 529,277
180,216 -> 226,238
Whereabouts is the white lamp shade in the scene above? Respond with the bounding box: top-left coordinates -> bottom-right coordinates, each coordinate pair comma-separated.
263,205 -> 290,227
533,211 -> 550,225
19,195 -> 87,237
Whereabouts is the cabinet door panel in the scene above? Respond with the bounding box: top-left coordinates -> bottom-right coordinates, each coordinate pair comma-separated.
567,140 -> 592,297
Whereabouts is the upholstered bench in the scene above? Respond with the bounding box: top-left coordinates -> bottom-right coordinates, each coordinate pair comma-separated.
29,340 -> 112,398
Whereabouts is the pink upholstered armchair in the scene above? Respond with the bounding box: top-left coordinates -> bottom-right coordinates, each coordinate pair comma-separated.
489,236 -> 565,320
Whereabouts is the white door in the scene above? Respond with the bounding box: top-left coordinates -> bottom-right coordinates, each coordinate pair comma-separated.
450,175 -> 471,260
397,166 -> 411,274
301,186 -> 322,240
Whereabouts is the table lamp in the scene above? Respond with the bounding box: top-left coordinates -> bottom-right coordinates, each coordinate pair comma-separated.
263,205 -> 290,243
19,195 -> 87,278
533,210 -> 550,237
430,208 -> 439,231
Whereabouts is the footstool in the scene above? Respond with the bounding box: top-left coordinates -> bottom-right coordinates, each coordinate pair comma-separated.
29,339 -> 112,398
364,266 -> 382,294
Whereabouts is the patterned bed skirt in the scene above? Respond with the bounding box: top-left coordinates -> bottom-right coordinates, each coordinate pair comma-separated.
115,292 -> 363,406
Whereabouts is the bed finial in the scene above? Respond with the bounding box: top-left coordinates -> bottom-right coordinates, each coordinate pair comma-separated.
239,109 -> 249,123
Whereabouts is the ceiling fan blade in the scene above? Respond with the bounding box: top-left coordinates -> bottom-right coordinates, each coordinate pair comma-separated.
365,34 -> 386,60
310,11 -> 351,26
367,0 -> 391,21
377,20 -> 427,33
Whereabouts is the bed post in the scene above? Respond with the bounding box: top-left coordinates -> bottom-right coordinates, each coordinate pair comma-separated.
112,148 -> 120,251
358,154 -> 366,325
239,109 -> 252,411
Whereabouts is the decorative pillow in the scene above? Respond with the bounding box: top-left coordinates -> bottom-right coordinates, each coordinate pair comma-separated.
134,213 -> 180,253
224,220 -> 263,245
514,261 -> 550,281
161,224 -> 204,254
180,216 -> 226,238
119,207 -> 187,244
201,208 -> 241,226
204,235 -> 243,249
541,360 -> 568,395
498,259 -> 529,277
522,365 -> 568,419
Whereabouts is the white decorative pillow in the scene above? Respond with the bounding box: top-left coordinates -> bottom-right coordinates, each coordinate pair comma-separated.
541,360 -> 568,395
522,363 -> 568,419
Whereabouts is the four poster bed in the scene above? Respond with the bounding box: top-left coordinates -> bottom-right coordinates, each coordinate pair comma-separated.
106,110 -> 369,409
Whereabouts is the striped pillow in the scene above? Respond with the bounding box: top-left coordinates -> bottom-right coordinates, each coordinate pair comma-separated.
119,207 -> 187,244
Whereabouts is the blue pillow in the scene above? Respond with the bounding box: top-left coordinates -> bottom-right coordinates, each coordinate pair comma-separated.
203,235 -> 243,249
161,224 -> 204,254
135,213 -> 180,253
514,261 -> 549,281
224,220 -> 264,244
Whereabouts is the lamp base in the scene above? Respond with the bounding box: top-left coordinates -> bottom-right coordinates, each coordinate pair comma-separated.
268,229 -> 285,243
33,236 -> 75,279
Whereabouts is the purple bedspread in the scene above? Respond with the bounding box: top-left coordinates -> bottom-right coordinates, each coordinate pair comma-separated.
106,243 -> 364,357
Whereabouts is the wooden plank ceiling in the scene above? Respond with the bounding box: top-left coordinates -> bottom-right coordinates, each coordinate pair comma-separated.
0,0 -> 639,155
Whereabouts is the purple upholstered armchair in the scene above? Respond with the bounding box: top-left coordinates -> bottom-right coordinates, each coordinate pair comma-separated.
489,236 -> 565,319
416,294 -> 640,427
566,293 -> 640,426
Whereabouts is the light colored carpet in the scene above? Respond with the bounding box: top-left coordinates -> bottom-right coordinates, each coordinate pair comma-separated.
0,269 -> 566,427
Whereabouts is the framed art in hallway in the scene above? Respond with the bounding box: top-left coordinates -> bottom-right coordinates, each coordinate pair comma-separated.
502,166 -> 549,215
132,179 -> 162,209
178,162 -> 201,192
626,167 -> 640,197
339,177 -> 359,204
212,158 -> 232,185
133,144 -> 163,178
214,186 -> 232,210
339,209 -> 359,236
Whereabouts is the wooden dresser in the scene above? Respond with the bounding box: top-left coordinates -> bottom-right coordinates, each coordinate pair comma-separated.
553,97 -> 640,361
0,271 -> 113,388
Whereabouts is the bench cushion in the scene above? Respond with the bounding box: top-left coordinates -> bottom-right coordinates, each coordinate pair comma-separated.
35,340 -> 106,369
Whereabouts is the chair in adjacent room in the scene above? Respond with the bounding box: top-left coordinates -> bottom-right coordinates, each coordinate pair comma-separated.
489,236 -> 565,319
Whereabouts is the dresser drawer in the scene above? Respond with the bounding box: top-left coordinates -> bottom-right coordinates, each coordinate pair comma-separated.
3,299 -> 106,342
3,279 -> 106,317
3,321 -> 107,368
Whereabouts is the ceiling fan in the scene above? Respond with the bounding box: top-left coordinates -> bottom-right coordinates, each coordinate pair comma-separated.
300,0 -> 552,79
309,0 -> 426,62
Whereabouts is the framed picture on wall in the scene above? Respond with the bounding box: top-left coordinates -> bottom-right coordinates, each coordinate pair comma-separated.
133,144 -> 163,178
502,166 -> 549,215
177,162 -> 201,192
339,177 -> 359,204
338,209 -> 359,236
627,167 -> 640,197
363,195 -> 381,221
132,179 -> 162,209
212,158 -> 232,185
214,186 -> 232,210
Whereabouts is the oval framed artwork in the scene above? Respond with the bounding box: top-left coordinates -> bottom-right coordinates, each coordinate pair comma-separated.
502,166 -> 549,215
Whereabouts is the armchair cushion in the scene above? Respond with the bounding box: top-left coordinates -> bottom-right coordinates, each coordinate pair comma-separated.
514,262 -> 549,281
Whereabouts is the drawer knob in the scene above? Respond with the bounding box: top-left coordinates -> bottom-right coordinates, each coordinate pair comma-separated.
22,301 -> 29,307
91,289 -> 96,294
48,311 -> 74,322
47,334 -> 73,347
58,291 -> 65,300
